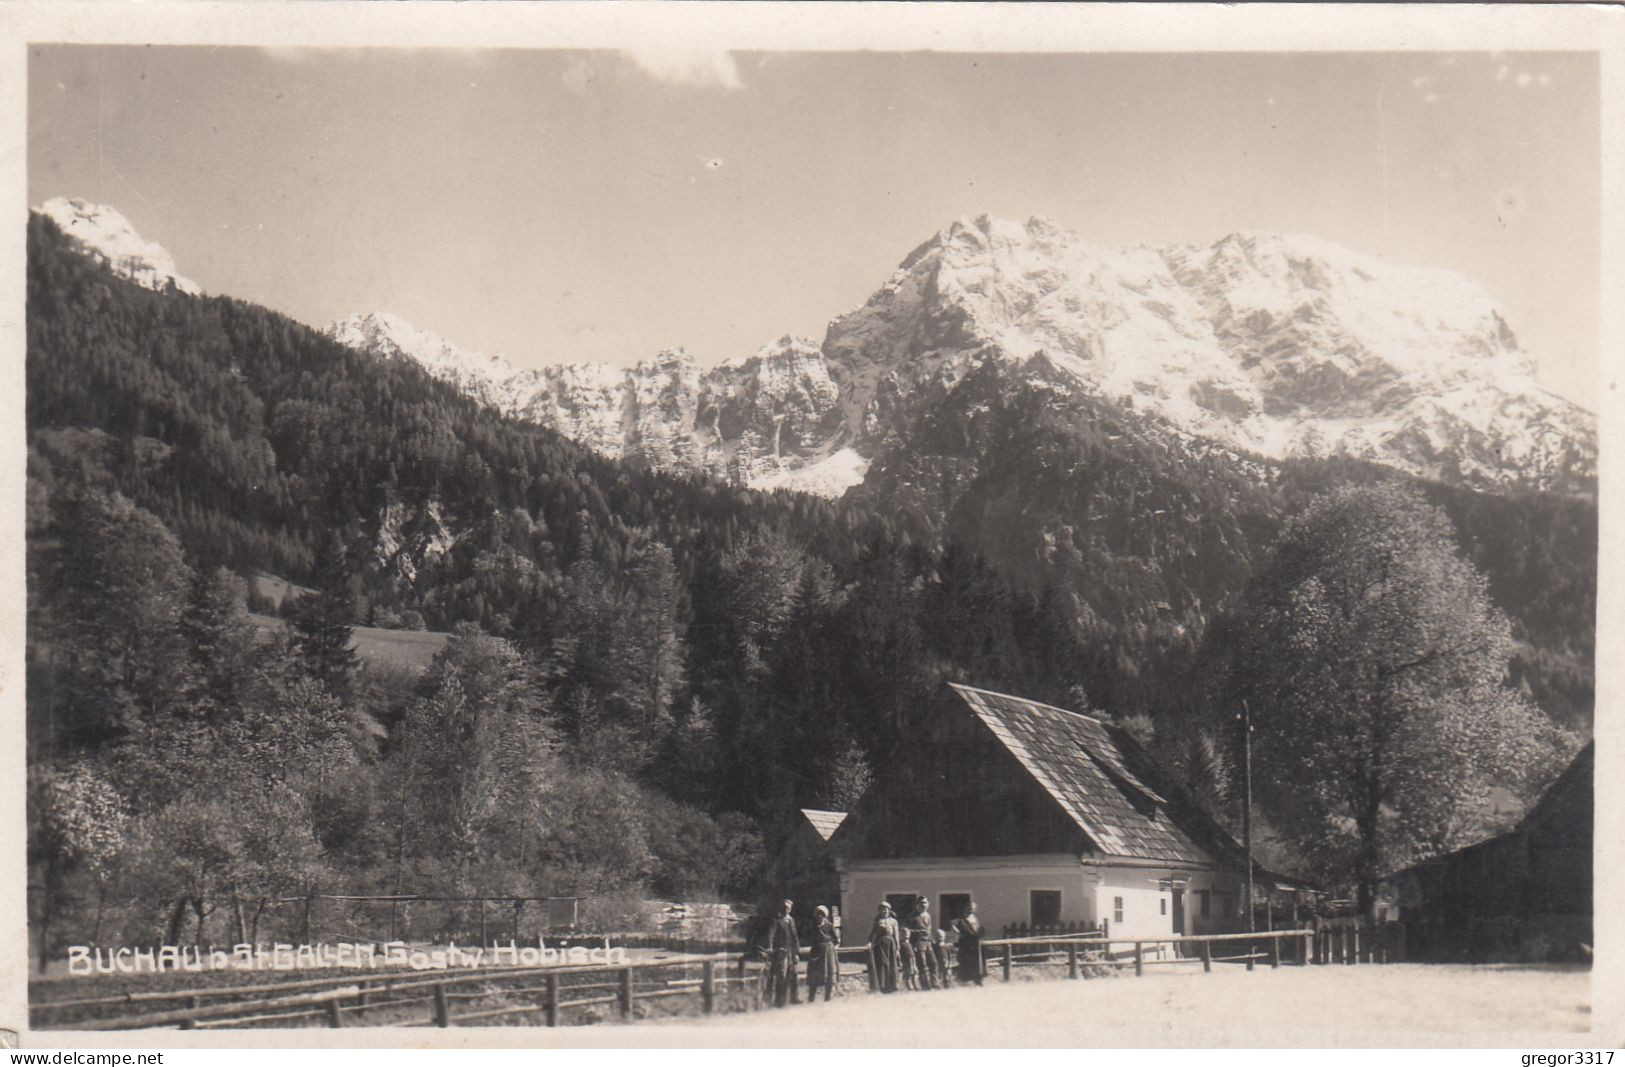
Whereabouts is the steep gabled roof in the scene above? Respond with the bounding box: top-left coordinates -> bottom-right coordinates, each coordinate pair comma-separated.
800,808 -> 848,842
950,684 -> 1237,867
1513,740 -> 1593,840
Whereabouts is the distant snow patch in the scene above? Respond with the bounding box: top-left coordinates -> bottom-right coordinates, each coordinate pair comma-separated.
749,447 -> 870,497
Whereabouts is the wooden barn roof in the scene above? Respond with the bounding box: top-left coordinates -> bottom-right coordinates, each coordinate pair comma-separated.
950,684 -> 1237,867
800,808 -> 848,842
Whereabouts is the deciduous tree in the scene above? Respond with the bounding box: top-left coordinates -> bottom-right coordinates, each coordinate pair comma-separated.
1213,483 -> 1569,911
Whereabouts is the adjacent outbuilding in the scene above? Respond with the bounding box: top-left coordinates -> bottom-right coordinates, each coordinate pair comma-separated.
1387,740 -> 1593,961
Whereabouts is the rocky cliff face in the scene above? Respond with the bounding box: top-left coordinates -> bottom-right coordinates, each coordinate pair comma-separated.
321,316 -> 853,490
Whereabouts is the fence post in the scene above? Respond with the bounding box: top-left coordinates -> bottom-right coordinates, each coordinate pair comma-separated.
619,966 -> 634,1019
1067,942 -> 1078,979
545,973 -> 559,1027
327,998 -> 343,1028
433,984 -> 450,1027
1200,939 -> 1211,974
866,946 -> 878,991
1002,944 -> 1012,982
356,980 -> 369,1021
1396,923 -> 1407,963
1245,937 -> 1255,972
1134,942 -> 1143,977
1270,936 -> 1281,969
702,960 -> 716,1015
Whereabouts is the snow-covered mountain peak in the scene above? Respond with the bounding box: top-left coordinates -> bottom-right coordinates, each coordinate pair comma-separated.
323,311 -> 524,411
823,213 -> 1593,490
36,197 -> 201,296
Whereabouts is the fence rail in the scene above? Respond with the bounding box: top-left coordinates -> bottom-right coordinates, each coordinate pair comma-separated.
35,922 -> 1406,1031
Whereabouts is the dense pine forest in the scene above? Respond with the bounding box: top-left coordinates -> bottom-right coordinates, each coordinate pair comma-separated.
24,211 -> 1593,958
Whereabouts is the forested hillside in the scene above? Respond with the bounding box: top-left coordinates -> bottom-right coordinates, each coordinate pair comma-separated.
25,208 -> 1593,956
25,214 -> 1106,951
855,354 -> 1596,731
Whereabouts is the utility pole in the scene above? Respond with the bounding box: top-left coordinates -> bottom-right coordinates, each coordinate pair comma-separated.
1241,700 -> 1254,933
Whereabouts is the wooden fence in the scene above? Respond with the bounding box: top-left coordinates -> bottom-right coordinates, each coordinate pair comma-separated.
979,924 -> 1405,981
34,923 -> 1406,1031
37,954 -> 763,1031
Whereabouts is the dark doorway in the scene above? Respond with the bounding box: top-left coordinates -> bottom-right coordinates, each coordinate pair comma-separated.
1171,889 -> 1186,935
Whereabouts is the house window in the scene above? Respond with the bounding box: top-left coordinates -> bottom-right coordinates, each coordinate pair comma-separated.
1113,896 -> 1124,924
885,893 -> 919,921
1198,890 -> 1211,918
939,894 -> 972,925
1160,898 -> 1167,916
1030,890 -> 1062,927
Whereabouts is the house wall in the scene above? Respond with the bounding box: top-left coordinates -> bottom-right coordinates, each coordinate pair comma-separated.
841,856 -> 1246,940
1088,864 -> 1247,939
841,856 -> 1090,936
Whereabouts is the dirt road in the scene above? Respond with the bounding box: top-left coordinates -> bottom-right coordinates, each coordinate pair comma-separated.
656,964 -> 1594,1046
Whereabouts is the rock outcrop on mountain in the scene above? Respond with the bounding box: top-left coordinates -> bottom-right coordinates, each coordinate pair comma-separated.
35,198 -> 202,296
321,315 -> 856,492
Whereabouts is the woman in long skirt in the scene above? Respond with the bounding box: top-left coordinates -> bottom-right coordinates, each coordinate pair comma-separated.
868,902 -> 901,994
954,901 -> 985,985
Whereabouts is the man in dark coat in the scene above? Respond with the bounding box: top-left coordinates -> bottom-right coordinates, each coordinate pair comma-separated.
766,898 -> 800,1007
953,900 -> 985,985
806,905 -> 839,1002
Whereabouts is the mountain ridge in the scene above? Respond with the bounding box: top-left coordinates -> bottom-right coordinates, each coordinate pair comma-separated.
35,200 -> 1596,497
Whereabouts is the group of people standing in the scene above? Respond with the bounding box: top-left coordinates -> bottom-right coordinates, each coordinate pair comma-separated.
762,899 -> 841,1007
866,896 -> 984,994
758,896 -> 987,1006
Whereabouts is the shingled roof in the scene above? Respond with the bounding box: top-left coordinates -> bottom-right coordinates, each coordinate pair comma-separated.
950,684 -> 1241,867
800,808 -> 848,842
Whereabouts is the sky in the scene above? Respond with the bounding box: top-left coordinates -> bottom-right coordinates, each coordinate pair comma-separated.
27,46 -> 1600,404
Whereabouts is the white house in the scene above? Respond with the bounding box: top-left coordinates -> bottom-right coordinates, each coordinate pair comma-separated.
833,684 -> 1260,940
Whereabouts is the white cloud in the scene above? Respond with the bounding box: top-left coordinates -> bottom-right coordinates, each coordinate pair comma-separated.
1495,64 -> 1510,82
1517,72 -> 1533,88
1537,73 -> 1553,87
623,49 -> 743,91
